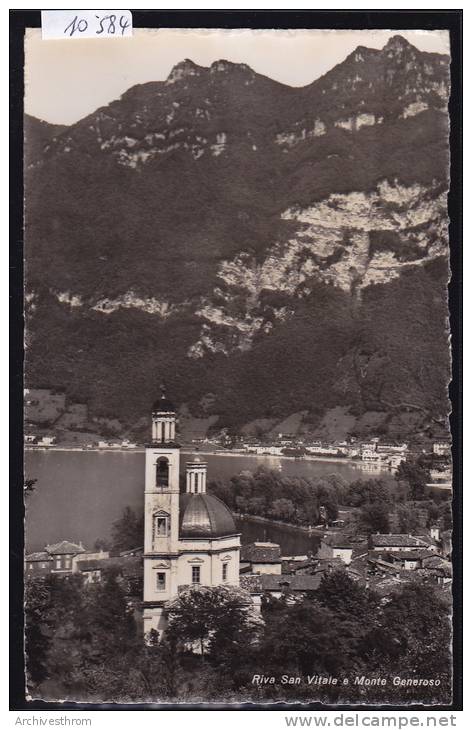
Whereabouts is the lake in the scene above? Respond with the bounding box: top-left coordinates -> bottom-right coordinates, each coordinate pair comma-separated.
24,450 -> 393,553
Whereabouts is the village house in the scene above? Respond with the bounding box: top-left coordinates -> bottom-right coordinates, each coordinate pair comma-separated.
388,454 -> 407,469
73,559 -> 103,584
427,468 -> 452,490
46,540 -> 86,573
74,552 -> 143,592
244,445 -> 284,456
24,550 -> 53,576
433,441 -> 450,457
317,535 -> 354,564
370,548 -> 438,572
240,573 -> 325,610
376,442 -> 408,455
364,545 -> 452,594
71,548 -> 110,574
241,556 -> 368,608
418,554 -> 452,585
25,539 -> 144,593
25,539 -> 86,576
36,435 -> 57,447
360,445 -> 382,462
281,557 -> 317,575
370,534 -> 438,552
305,444 -> 340,456
240,542 -> 282,575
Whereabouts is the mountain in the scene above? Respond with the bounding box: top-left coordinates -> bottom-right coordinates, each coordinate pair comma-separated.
24,35 -> 451,441
24,115 -> 68,166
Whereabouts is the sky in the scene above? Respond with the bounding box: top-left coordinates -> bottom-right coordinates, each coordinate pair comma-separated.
24,27 -> 450,126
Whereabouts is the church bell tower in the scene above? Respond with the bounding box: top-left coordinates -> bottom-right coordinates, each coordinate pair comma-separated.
143,386 -> 180,637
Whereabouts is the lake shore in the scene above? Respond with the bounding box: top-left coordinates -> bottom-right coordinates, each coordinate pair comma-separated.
25,449 -> 392,552
24,445 -> 392,470
234,512 -> 326,535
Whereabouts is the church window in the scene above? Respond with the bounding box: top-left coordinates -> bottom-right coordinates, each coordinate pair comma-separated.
222,563 -> 228,581
65,558 -> 71,569
55,558 -> 61,569
156,457 -> 169,487
156,572 -> 166,591
153,514 -> 169,539
191,566 -> 201,584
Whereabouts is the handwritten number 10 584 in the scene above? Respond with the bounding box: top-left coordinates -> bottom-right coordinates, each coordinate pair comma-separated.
63,14 -> 130,37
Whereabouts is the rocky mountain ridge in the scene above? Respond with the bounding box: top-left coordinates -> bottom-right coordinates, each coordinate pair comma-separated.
24,35 -> 451,438
27,36 -> 449,172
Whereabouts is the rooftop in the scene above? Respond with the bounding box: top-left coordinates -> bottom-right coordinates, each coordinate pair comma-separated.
75,559 -> 103,572
46,540 -> 86,555
240,573 -> 323,593
240,542 -> 282,564
75,555 -> 143,577
179,493 -> 238,539
368,575 -> 411,597
321,534 -> 354,549
374,549 -> 437,561
25,551 -> 52,562
371,534 -> 432,549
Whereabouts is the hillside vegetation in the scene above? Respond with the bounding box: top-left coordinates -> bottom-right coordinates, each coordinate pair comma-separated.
24,36 -> 451,439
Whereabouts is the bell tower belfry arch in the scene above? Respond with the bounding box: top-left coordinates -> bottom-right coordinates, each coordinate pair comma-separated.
143,385 -> 180,637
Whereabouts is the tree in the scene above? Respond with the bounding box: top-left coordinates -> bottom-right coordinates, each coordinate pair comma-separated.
302,499 -> 320,526
246,496 -> 267,515
270,498 -> 296,521
166,585 -> 262,658
24,578 -> 52,686
126,636 -> 182,700
396,504 -> 422,533
363,583 -> 451,702
347,478 -> 392,507
260,597 -> 353,676
316,571 -> 379,622
314,572 -> 381,667
41,571 -> 137,687
85,572 -> 137,659
319,497 -> 339,523
208,479 -> 235,509
24,478 -> 37,496
93,538 -> 111,552
396,458 -> 430,500
32,573 -> 88,685
359,501 -> 390,534
111,506 -> 143,552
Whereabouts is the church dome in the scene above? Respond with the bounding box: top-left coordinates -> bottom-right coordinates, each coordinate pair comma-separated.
179,493 -> 238,539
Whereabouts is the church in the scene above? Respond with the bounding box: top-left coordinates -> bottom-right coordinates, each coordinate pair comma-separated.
143,389 -> 241,636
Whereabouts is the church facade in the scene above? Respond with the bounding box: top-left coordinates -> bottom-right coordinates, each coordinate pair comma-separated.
143,391 -> 241,636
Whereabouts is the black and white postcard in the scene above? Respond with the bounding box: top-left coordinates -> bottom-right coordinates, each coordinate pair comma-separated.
18,19 -> 460,708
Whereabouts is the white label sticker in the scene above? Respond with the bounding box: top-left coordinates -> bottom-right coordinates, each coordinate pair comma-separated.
41,10 -> 133,40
